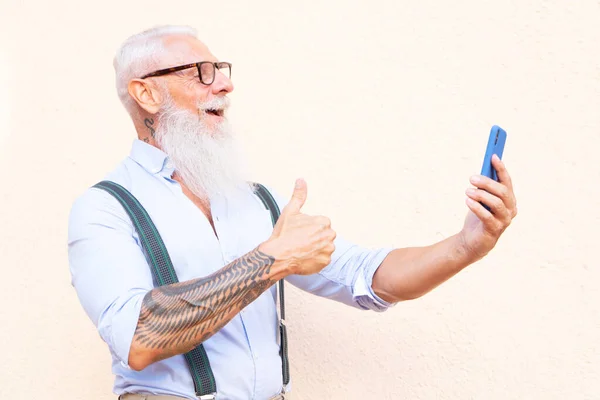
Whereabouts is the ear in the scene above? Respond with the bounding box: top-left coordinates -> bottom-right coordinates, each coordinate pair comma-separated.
127,79 -> 164,114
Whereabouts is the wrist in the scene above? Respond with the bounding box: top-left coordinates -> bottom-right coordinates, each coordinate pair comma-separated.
455,231 -> 486,264
258,238 -> 297,278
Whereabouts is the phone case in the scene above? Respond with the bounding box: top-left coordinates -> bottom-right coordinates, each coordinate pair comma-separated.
480,125 -> 507,181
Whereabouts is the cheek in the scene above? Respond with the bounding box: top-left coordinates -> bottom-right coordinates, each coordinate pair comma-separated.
169,84 -> 210,112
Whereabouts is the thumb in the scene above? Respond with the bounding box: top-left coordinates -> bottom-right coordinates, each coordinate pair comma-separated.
282,178 -> 307,215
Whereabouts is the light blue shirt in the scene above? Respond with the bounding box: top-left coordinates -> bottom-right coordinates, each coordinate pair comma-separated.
68,139 -> 393,400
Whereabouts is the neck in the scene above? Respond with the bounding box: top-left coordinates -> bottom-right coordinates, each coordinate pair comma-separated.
133,112 -> 159,147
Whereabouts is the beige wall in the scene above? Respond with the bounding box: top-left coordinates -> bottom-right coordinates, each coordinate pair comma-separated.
1,1 -> 599,399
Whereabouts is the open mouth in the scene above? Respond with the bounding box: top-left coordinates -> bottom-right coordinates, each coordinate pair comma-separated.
205,108 -> 224,117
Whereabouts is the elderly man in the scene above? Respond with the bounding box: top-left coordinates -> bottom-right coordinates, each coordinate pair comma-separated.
68,25 -> 517,400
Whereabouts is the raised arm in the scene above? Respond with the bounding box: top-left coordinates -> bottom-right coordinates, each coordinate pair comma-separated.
372,155 -> 518,302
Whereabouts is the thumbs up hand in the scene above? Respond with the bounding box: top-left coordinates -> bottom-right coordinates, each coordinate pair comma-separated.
259,179 -> 336,276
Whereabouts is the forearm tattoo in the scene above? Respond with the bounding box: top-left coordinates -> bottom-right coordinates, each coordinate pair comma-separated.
132,248 -> 276,357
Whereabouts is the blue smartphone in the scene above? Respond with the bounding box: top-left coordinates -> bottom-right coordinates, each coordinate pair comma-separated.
480,125 -> 507,182
479,125 -> 507,211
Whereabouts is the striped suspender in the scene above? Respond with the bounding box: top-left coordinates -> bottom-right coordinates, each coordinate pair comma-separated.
93,180 -> 290,398
253,183 -> 290,389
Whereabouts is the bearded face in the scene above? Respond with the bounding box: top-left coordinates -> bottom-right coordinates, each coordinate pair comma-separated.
154,94 -> 251,203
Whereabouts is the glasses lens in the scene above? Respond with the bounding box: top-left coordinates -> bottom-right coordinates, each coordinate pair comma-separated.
199,62 -> 215,84
216,62 -> 231,80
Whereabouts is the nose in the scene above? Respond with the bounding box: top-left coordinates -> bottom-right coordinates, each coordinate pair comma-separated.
212,68 -> 234,94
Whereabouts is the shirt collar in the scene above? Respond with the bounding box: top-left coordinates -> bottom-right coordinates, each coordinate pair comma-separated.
128,139 -> 176,178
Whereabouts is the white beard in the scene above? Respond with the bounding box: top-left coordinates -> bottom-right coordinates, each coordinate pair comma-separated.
154,97 -> 250,203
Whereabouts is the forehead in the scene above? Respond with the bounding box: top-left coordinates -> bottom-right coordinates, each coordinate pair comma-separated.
160,35 -> 217,67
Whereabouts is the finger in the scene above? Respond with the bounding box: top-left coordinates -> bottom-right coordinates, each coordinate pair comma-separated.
491,155 -> 518,215
491,154 -> 514,192
319,253 -> 333,266
314,216 -> 332,229
281,178 -> 307,215
318,227 -> 337,243
465,197 -> 499,230
466,188 -> 510,222
470,174 -> 512,207
325,242 -> 336,254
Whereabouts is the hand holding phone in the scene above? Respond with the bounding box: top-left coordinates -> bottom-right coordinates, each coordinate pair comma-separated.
461,124 -> 517,259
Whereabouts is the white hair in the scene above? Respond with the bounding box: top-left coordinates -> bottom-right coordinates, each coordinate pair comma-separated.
113,25 -> 198,114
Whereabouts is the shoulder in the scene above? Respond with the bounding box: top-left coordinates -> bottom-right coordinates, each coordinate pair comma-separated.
68,160 -> 138,239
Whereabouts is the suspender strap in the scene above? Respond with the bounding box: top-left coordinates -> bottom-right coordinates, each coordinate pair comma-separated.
253,183 -> 290,387
93,181 -> 217,398
93,180 -> 290,396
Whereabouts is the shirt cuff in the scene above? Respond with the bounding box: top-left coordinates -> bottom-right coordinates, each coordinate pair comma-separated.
101,289 -> 147,368
353,247 -> 395,312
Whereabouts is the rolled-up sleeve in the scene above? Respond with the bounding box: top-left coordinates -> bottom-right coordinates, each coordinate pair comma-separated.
263,185 -> 394,312
285,237 -> 394,312
68,188 -> 154,366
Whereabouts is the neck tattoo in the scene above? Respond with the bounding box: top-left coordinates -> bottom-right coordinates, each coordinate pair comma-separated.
144,118 -> 156,138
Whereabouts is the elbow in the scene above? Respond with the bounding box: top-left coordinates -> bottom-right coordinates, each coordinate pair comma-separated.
373,272 -> 433,302
375,286 -> 429,303
127,344 -> 154,372
392,287 -> 433,302
395,291 -> 425,302
128,357 -> 148,372
382,292 -> 421,303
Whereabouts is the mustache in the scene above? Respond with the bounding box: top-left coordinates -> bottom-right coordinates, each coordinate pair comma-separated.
198,96 -> 231,112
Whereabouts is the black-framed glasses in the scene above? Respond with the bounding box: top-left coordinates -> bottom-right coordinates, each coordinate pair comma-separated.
140,61 -> 232,85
